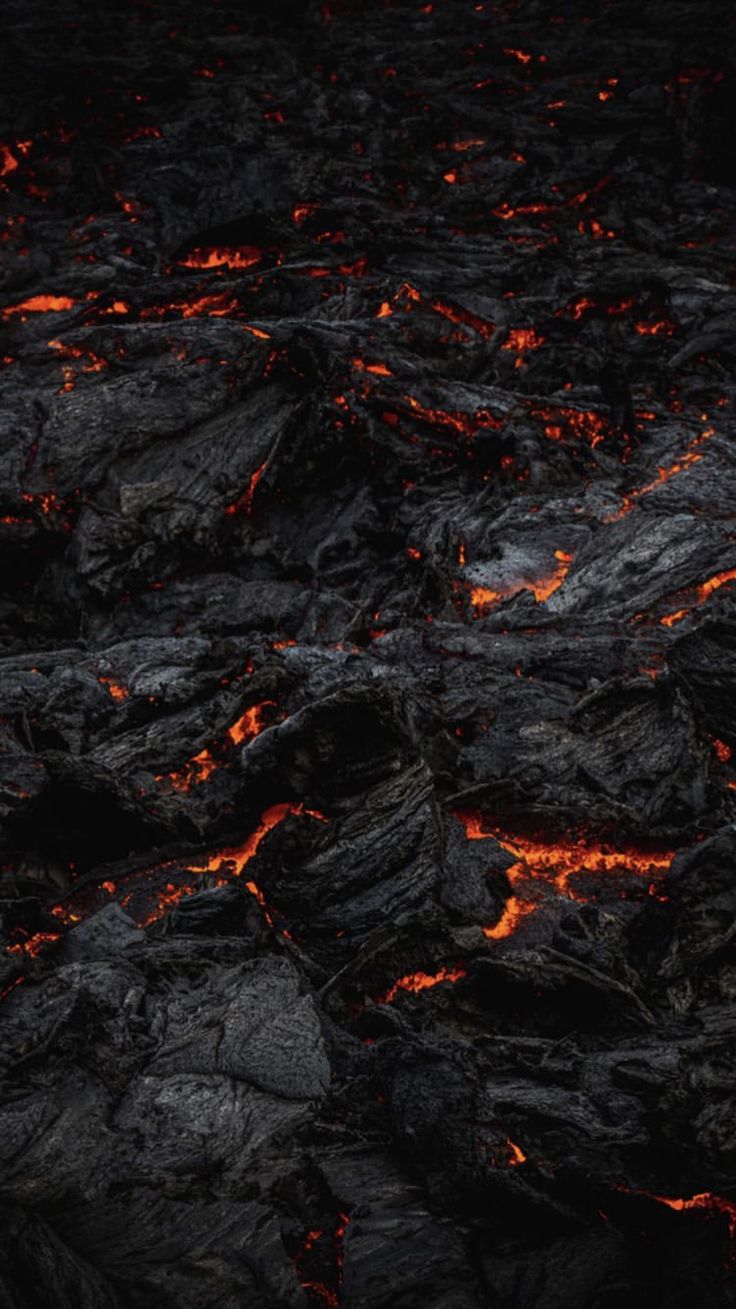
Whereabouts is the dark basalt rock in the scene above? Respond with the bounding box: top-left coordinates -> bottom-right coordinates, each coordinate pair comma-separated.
1,0 -> 736,1305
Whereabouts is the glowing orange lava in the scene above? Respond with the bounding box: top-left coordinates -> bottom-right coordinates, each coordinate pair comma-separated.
506,1139 -> 527,1166
378,965 -> 467,1004
177,246 -> 262,270
659,568 -> 736,627
6,931 -> 61,958
225,461 -> 267,516
471,550 -> 573,614
352,356 -> 393,376
227,700 -> 275,745
456,811 -> 675,939
1,295 -> 76,321
501,327 -> 545,367
98,676 -> 130,702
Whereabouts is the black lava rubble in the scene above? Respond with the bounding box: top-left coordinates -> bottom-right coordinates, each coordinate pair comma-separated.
1,1 -> 736,1305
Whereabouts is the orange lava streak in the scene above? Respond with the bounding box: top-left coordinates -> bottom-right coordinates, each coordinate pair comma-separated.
1,143 -> 19,176
141,292 -> 238,320
156,747 -> 218,793
471,550 -> 573,614
404,394 -> 503,438
351,355 -> 393,376
98,676 -> 130,702
501,327 -> 545,367
6,931 -> 61,958
506,1139 -> 527,1165
483,897 -> 537,939
1,295 -> 76,321
429,297 -> 495,339
192,803 -> 328,880
659,568 -> 736,627
652,1193 -> 736,1237
649,1199 -> 733,1235
177,246 -> 262,270
711,737 -> 732,763
378,965 -> 467,1004
227,700 -> 275,745
635,319 -> 676,336
225,461 -> 267,516
456,811 -> 675,939
609,441 -> 707,520
533,405 -> 610,447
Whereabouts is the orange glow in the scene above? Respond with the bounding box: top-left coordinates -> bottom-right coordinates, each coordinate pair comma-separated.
609,438 -> 707,520
156,747 -> 219,793
483,897 -> 537,939
376,301 -> 392,318
98,676 -> 130,702
659,568 -> 736,627
428,297 -> 495,339
456,810 -> 674,938
533,404 -> 609,447
1,143 -> 19,176
635,320 -> 676,336
225,461 -> 267,517
1,294 -> 76,321
378,964 -> 467,1004
192,802 -> 328,881
243,324 -> 271,339
711,737 -> 732,763
404,394 -> 503,439
506,1139 -> 527,1166
177,246 -> 262,270
6,931 -> 61,957
293,203 -> 317,225
653,1193 -> 736,1240
407,546 -> 422,560
471,550 -> 573,614
352,356 -> 393,376
503,47 -> 533,63
501,327 -> 545,364
227,700 -> 275,745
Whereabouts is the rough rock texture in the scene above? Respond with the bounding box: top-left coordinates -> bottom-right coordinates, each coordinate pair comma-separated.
1,0 -> 736,1305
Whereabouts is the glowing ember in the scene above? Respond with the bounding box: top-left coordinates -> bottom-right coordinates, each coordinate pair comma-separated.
456,811 -> 675,939
659,568 -> 736,627
6,931 -> 62,958
156,747 -> 219,793
483,897 -> 537,939
1,143 -> 19,176
506,1139 -> 527,1166
533,405 -> 609,447
653,1193 -> 736,1238
177,246 -> 262,270
227,700 -> 275,745
98,676 -> 130,702
471,549 -> 573,614
501,327 -> 545,367
403,394 -> 503,439
225,461 -> 267,516
1,295 -> 76,321
608,435 -> 708,520
711,738 -> 732,763
635,320 -> 676,337
378,965 -> 467,1004
351,356 -> 393,376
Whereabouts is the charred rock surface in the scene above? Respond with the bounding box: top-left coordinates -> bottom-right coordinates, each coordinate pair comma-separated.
1,0 -> 736,1305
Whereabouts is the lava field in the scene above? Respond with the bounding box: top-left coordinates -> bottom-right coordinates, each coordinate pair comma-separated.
2,0 -> 736,1305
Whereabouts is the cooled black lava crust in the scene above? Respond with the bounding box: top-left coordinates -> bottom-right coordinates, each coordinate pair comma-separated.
1,1 -> 736,1306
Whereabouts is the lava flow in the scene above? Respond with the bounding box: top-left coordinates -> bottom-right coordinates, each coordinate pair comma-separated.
659,568 -> 736,627
456,812 -> 675,938
470,550 -> 573,614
